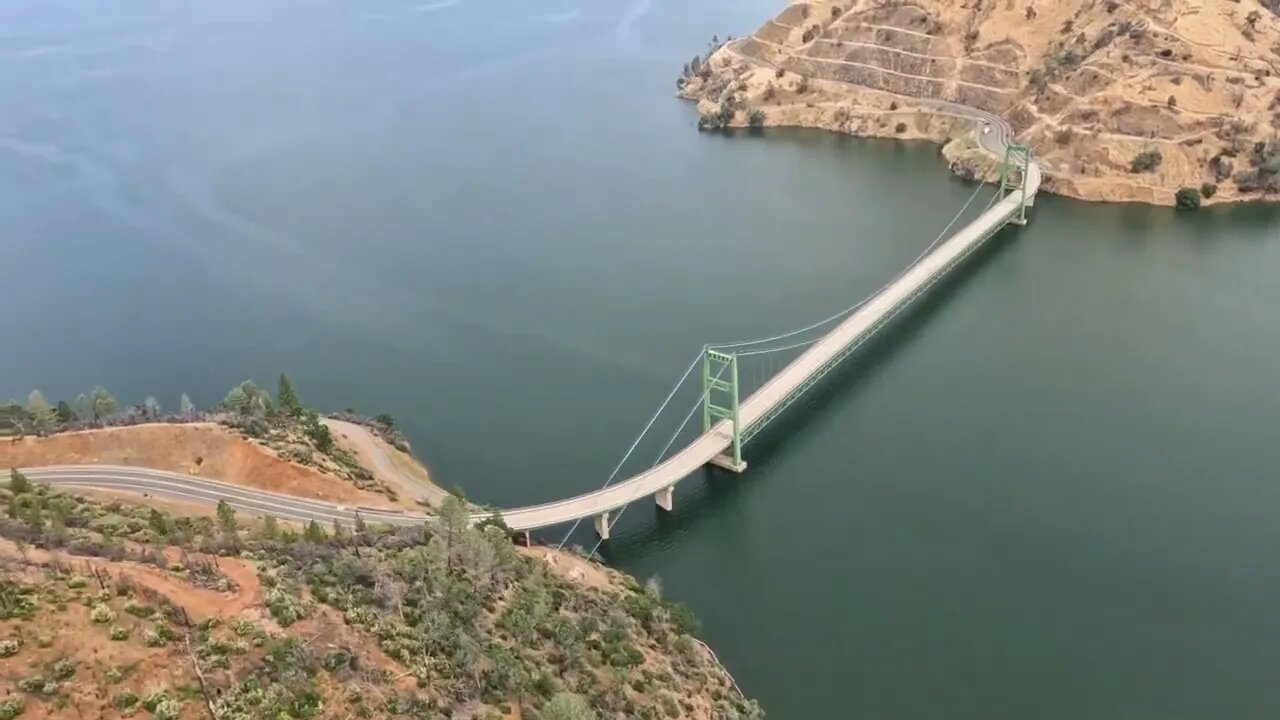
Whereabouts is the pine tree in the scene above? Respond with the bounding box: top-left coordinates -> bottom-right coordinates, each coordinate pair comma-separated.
143,396 -> 161,418
148,508 -> 169,536
304,519 -> 327,543
224,381 -> 271,418
216,500 -> 236,531
89,386 -> 117,420
261,515 -> 280,540
8,469 -> 31,495
73,394 -> 92,422
179,393 -> 195,417
26,390 -> 55,435
277,374 -> 301,416
302,410 -> 334,453
55,401 -> 75,424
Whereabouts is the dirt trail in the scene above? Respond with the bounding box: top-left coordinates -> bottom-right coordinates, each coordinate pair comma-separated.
323,419 -> 449,507
0,539 -> 263,621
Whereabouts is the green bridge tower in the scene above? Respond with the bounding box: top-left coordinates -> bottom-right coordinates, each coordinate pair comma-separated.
702,348 -> 746,472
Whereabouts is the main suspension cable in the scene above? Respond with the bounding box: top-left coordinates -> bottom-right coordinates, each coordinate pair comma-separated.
707,178 -> 995,352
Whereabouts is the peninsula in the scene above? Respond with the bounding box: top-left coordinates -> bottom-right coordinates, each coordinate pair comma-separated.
0,379 -> 763,719
679,0 -> 1280,206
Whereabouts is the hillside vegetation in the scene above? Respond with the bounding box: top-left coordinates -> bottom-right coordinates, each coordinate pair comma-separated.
2,376 -> 414,504
0,474 -> 762,719
679,0 -> 1280,206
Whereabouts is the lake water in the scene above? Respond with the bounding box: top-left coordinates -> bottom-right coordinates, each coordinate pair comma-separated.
4,0 -> 1280,717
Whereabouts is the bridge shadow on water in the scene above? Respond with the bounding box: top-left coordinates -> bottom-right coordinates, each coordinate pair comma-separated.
583,222 -> 1026,560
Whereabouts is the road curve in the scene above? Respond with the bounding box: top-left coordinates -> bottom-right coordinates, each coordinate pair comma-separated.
7,83 -> 1039,535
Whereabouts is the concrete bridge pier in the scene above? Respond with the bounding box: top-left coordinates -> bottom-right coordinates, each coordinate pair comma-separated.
655,485 -> 675,511
594,511 -> 611,540
708,454 -> 748,473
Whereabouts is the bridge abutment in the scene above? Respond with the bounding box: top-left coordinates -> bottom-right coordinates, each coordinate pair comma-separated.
594,511 -> 611,540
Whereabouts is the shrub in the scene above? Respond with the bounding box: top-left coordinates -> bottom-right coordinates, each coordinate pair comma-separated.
0,639 -> 20,658
154,698 -> 181,720
90,604 -> 116,624
747,109 -> 766,128
141,692 -> 171,713
50,658 -> 77,681
17,676 -> 50,695
0,698 -> 23,720
1130,149 -> 1163,173
145,629 -> 169,647
895,122 -> 908,133
109,626 -> 129,641
123,599 -> 153,617
1201,182 -> 1218,199
114,692 -> 139,710
267,590 -> 309,627
1175,187 -> 1202,209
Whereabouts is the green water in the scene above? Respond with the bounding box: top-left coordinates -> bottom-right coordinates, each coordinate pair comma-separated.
3,0 -> 1280,716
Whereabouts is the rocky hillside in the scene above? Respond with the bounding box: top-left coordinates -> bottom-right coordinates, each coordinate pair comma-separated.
0,478 -> 763,719
680,0 -> 1280,206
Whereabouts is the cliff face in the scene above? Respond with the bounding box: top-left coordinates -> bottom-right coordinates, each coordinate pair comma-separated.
681,0 -> 1280,206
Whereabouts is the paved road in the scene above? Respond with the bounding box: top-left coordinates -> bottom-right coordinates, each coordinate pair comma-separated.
7,466 -> 426,526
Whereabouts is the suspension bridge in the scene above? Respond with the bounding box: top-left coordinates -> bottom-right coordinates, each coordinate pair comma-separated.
10,133 -> 1040,547
509,140 -> 1042,541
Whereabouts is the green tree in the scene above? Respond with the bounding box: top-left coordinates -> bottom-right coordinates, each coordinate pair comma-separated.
73,394 -> 92,422
216,500 -> 237,532
304,520 -> 327,543
178,393 -> 195,417
440,495 -> 469,571
301,410 -> 334,453
537,693 -> 598,720
261,515 -> 280,540
26,390 -> 55,435
8,469 -> 31,495
277,374 -> 301,416
1175,187 -> 1202,210
55,401 -> 75,424
148,508 -> 169,536
90,387 -> 118,420
1130,149 -> 1163,173
224,381 -> 271,417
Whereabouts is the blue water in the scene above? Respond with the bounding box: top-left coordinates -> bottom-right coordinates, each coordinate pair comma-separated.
4,0 -> 1280,717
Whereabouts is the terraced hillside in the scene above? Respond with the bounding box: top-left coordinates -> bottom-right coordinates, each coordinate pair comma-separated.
679,0 -> 1280,206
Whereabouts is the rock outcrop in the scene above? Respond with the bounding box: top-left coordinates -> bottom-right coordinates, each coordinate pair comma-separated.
680,0 -> 1280,206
